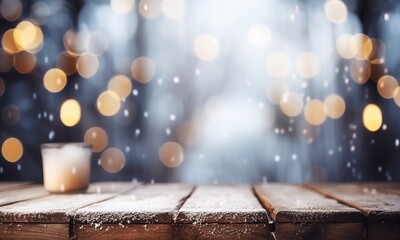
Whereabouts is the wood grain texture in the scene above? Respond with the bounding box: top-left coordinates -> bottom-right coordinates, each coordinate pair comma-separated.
307,183 -> 400,240
368,222 -> 400,240
75,184 -> 193,224
0,223 -> 67,240
275,222 -> 364,240
306,183 -> 400,222
176,185 -> 270,224
175,224 -> 270,240
0,185 -> 48,207
0,182 -> 137,223
366,182 -> 400,195
76,223 -> 171,240
254,184 -> 363,223
0,182 -> 32,192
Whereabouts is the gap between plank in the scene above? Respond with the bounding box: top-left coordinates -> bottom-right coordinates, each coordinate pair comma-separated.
302,184 -> 368,239
172,185 -> 197,223
251,185 -> 275,231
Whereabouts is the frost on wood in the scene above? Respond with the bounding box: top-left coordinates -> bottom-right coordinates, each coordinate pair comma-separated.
254,184 -> 363,223
176,185 -> 269,224
75,184 -> 193,225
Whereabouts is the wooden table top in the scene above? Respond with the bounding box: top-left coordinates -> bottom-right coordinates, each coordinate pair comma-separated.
0,182 -> 399,240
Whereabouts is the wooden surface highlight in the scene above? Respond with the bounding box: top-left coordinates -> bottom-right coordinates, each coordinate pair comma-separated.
254,184 -> 365,240
306,183 -> 400,222
75,184 -> 194,224
0,182 -> 398,240
0,182 -> 32,192
307,183 -> 400,240
175,185 -> 271,240
177,185 -> 270,224
0,185 -> 48,207
254,183 -> 363,223
0,182 -> 137,223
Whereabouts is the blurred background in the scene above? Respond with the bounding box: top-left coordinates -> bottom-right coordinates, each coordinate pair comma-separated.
0,0 -> 399,183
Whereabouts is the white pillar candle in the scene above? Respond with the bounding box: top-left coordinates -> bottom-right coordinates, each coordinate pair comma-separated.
41,143 -> 92,193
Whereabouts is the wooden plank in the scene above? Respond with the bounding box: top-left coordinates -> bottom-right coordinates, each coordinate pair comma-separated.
275,223 -> 364,240
254,184 -> 364,240
307,183 -> 400,240
306,183 -> 400,222
75,184 -> 193,224
366,182 -> 400,195
175,223 -> 270,240
0,182 -> 137,223
0,185 -> 48,207
0,182 -> 32,192
0,223 -> 67,239
254,184 -> 363,222
177,185 -> 270,224
75,184 -> 193,240
76,223 -> 171,240
175,185 -> 270,240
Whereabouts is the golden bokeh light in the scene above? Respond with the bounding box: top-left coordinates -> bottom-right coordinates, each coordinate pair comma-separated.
43,68 -> 67,93
161,0 -> 186,20
324,94 -> 346,119
393,87 -> 400,107
194,34 -> 220,61
0,48 -> 14,72
296,52 -> 320,79
304,99 -> 327,126
363,104 -> 382,132
107,75 -> 132,99
2,29 -> 19,54
336,34 -> 354,59
97,90 -> 121,116
76,52 -> 99,78
13,20 -> 43,53
110,0 -> 135,15
377,75 -> 398,99
84,127 -> 108,153
0,78 -> 5,97
324,0 -> 347,24
350,33 -> 370,59
266,52 -> 291,78
60,99 -> 81,127
350,59 -> 370,84
177,121 -> 197,146
0,0 -> 22,21
13,51 -> 36,74
267,81 -> 288,105
1,137 -> 23,163
131,56 -> 155,83
248,23 -> 271,48
56,51 -> 77,76
159,141 -> 184,168
139,0 -> 160,19
364,38 -> 386,64
100,147 -> 125,173
280,91 -> 304,117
